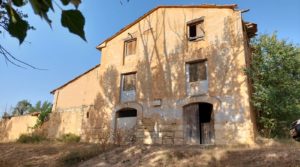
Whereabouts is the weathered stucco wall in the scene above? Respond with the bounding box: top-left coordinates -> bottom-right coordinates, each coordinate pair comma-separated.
52,65 -> 101,111
0,115 -> 37,142
51,6 -> 256,145
47,109 -> 85,139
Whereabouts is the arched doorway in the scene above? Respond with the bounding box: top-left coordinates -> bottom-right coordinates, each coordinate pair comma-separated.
115,108 -> 137,130
183,102 -> 214,144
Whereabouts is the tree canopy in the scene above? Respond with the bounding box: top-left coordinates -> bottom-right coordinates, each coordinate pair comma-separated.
12,99 -> 32,116
247,33 -> 300,138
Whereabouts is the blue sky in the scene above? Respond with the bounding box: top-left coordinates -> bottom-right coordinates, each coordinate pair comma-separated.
0,0 -> 299,115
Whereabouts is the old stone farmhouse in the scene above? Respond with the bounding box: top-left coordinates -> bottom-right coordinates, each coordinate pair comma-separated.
1,4 -> 257,145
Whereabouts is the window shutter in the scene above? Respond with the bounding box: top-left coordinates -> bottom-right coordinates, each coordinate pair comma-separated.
196,22 -> 204,37
125,39 -> 136,56
131,40 -> 136,55
128,41 -> 133,55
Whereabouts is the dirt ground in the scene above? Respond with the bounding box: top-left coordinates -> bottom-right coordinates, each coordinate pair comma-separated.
0,140 -> 300,167
79,142 -> 300,167
0,142 -> 105,167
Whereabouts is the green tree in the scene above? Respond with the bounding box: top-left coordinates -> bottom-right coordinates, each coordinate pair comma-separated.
30,101 -> 52,128
29,101 -> 52,113
12,99 -> 32,116
247,33 -> 300,138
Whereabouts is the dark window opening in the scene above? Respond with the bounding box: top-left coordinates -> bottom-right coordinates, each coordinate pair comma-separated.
86,112 -> 89,118
189,24 -> 197,38
188,20 -> 204,41
117,109 -> 137,118
122,73 -> 136,91
188,61 -> 207,82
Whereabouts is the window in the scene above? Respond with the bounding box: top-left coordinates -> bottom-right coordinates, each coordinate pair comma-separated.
187,17 -> 205,41
121,73 -> 137,102
124,39 -> 137,56
188,61 -> 207,82
122,73 -> 136,91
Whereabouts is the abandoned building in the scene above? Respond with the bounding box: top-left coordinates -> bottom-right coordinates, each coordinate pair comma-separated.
2,4 -> 257,145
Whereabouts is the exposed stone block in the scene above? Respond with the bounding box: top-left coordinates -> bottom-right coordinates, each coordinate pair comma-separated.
174,138 -> 184,145
176,125 -> 184,131
162,138 -> 174,145
162,131 -> 174,137
153,137 -> 162,144
136,131 -> 144,138
137,128 -> 144,133
174,131 -> 183,138
159,125 -> 175,131
142,118 -> 155,125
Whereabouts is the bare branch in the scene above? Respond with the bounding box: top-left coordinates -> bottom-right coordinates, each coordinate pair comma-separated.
0,44 -> 47,70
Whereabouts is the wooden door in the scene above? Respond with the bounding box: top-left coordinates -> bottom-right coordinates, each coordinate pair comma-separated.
183,104 -> 200,144
201,123 -> 212,144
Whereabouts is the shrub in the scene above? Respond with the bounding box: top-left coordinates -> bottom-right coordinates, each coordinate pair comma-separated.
17,134 -> 46,143
58,133 -> 80,143
61,146 -> 103,166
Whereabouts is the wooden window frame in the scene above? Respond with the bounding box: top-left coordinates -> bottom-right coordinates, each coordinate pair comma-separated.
124,38 -> 137,57
187,59 -> 208,82
121,72 -> 137,92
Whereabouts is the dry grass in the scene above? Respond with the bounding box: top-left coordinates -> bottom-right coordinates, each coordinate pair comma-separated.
0,139 -> 299,167
0,142 -> 108,167
80,140 -> 300,167
57,133 -> 81,143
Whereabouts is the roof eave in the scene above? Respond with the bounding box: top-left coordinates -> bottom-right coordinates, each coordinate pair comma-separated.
96,42 -> 106,51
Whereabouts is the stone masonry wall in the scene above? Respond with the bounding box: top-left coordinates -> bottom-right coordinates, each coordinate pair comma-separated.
136,118 -> 184,145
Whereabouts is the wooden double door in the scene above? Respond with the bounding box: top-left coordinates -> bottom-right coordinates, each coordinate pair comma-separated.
183,103 -> 214,144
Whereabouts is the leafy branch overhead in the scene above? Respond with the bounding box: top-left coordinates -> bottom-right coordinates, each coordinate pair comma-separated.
61,9 -> 85,41
0,0 -> 86,44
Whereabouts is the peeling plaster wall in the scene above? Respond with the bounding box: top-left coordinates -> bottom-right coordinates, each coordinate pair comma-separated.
0,115 -> 37,142
51,7 -> 255,145
47,108 -> 86,139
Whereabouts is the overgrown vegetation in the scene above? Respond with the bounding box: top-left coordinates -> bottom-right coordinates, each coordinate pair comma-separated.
32,101 -> 52,128
0,100 -> 52,128
247,33 -> 300,138
17,133 -> 47,143
60,146 -> 104,166
58,133 -> 81,143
